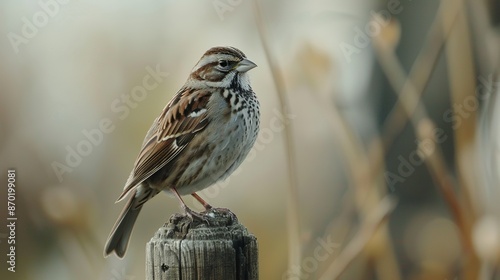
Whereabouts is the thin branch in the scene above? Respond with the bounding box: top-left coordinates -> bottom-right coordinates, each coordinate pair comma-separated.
252,0 -> 302,273
416,118 -> 471,250
307,53 -> 401,280
443,0 -> 479,217
368,0 -> 460,178
371,11 -> 474,256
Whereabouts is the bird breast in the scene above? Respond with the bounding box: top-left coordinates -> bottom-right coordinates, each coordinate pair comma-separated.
166,88 -> 259,196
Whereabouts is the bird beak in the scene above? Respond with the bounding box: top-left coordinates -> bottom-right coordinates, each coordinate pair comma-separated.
235,59 -> 257,73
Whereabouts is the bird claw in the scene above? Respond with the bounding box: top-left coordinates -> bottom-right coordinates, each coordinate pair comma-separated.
184,207 -> 211,226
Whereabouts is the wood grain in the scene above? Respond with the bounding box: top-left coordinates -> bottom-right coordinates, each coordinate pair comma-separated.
146,208 -> 258,280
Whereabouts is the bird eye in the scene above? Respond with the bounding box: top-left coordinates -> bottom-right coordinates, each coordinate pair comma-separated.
218,60 -> 229,68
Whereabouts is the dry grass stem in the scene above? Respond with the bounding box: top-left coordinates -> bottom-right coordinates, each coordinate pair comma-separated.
372,2 -> 479,275
368,0 -> 459,178
252,0 -> 303,274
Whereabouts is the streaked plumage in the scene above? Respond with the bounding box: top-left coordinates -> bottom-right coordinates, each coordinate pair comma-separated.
104,46 -> 259,258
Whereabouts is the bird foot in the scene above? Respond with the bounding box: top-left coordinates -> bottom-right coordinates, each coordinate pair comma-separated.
184,206 -> 211,225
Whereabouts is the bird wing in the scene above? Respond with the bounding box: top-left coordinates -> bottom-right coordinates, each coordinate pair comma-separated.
116,87 -> 212,201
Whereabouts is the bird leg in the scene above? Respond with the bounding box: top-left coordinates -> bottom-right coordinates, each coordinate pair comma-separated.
191,193 -> 212,210
172,187 -> 207,221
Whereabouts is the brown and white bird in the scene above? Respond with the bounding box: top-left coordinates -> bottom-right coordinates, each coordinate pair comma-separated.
104,46 -> 259,258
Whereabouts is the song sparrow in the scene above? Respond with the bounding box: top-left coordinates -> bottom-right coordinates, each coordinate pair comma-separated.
104,46 -> 259,258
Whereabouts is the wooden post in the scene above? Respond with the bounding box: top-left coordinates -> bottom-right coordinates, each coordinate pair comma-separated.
146,208 -> 258,280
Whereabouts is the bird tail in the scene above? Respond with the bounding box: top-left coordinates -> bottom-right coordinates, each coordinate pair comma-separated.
104,186 -> 154,258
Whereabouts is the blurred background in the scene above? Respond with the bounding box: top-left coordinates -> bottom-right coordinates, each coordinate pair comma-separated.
1,0 -> 500,279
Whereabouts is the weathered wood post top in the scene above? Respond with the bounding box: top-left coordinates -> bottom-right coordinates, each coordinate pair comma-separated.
146,208 -> 258,280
